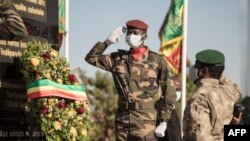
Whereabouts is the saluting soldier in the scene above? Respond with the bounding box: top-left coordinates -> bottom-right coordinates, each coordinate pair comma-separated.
0,0 -> 27,40
85,19 -> 179,141
183,49 -> 242,141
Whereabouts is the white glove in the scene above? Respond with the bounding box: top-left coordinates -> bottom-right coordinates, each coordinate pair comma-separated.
155,122 -> 167,137
105,26 -> 126,46
176,91 -> 181,102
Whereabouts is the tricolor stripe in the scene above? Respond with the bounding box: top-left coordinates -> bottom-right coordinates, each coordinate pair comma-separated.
27,79 -> 87,101
159,36 -> 182,74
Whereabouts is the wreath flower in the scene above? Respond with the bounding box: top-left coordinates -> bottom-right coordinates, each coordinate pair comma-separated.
19,40 -> 90,141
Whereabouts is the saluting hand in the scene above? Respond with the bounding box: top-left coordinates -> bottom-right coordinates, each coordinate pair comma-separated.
105,26 -> 126,46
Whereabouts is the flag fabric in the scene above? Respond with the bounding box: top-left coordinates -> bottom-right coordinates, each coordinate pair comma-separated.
58,0 -> 65,47
159,0 -> 184,74
59,0 -> 65,34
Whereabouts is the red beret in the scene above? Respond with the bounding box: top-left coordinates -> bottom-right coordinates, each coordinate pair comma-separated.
126,19 -> 148,30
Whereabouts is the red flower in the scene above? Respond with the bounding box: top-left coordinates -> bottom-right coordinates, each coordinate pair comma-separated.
76,107 -> 84,114
41,52 -> 51,60
40,106 -> 49,114
68,74 -> 77,84
57,102 -> 66,109
32,70 -> 39,78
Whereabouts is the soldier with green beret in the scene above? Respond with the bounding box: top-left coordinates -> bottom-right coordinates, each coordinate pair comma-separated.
183,49 -> 242,141
0,0 -> 28,40
85,19 -> 181,141
196,49 -> 225,65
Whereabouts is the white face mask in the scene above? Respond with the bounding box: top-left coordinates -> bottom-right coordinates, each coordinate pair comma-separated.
189,65 -> 199,84
125,34 -> 144,48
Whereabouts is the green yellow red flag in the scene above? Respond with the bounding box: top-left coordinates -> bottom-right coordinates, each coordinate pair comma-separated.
58,0 -> 65,47
59,0 -> 65,34
159,0 -> 184,74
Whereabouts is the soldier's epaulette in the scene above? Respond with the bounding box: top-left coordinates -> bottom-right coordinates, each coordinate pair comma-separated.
149,50 -> 158,54
117,49 -> 129,54
149,50 -> 162,57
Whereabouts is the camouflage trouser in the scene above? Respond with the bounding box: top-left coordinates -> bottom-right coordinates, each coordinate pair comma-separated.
115,121 -> 157,141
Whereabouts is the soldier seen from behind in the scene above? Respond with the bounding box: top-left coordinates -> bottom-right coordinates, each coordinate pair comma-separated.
85,19 -> 180,141
183,49 -> 242,141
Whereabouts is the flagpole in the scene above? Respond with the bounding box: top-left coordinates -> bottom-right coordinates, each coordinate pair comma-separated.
64,0 -> 69,61
181,0 -> 188,135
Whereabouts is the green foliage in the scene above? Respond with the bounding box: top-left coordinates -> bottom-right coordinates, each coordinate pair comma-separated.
28,98 -> 90,141
174,71 -> 197,119
19,40 -> 72,84
186,75 -> 198,101
19,40 -> 91,141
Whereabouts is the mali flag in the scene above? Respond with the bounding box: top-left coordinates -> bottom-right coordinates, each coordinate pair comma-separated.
159,0 -> 184,74
58,0 -> 65,47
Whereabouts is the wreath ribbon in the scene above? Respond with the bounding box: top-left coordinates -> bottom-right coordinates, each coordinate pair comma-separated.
27,79 -> 87,101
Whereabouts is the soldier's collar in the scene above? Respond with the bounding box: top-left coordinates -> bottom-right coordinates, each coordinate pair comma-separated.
199,78 -> 220,87
128,46 -> 150,62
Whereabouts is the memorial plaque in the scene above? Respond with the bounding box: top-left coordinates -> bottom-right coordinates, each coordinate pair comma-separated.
0,0 -> 59,63
12,0 -> 47,22
0,0 -> 59,140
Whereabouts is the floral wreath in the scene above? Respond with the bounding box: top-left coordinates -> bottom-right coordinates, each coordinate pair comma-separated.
19,40 -> 90,141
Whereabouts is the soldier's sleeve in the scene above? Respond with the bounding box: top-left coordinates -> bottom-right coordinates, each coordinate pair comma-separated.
85,41 -> 114,71
156,57 -> 177,122
158,57 -> 169,97
0,7 -> 28,40
158,57 -> 178,102
183,94 -> 213,141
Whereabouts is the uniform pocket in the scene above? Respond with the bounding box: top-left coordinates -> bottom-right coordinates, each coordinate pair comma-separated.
112,65 -> 129,88
141,69 -> 157,78
113,65 -> 127,73
140,69 -> 158,96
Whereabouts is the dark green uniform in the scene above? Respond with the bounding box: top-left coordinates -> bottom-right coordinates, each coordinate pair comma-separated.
85,42 -> 174,141
0,0 -> 28,40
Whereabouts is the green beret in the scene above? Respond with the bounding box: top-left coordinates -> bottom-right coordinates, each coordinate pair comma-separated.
196,49 -> 225,65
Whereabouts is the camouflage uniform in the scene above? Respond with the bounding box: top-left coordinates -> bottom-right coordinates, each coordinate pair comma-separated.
85,42 -> 175,141
0,0 -> 28,40
182,77 -> 241,141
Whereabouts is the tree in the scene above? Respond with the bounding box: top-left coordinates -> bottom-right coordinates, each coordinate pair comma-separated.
74,68 -> 117,141
174,68 -> 197,119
